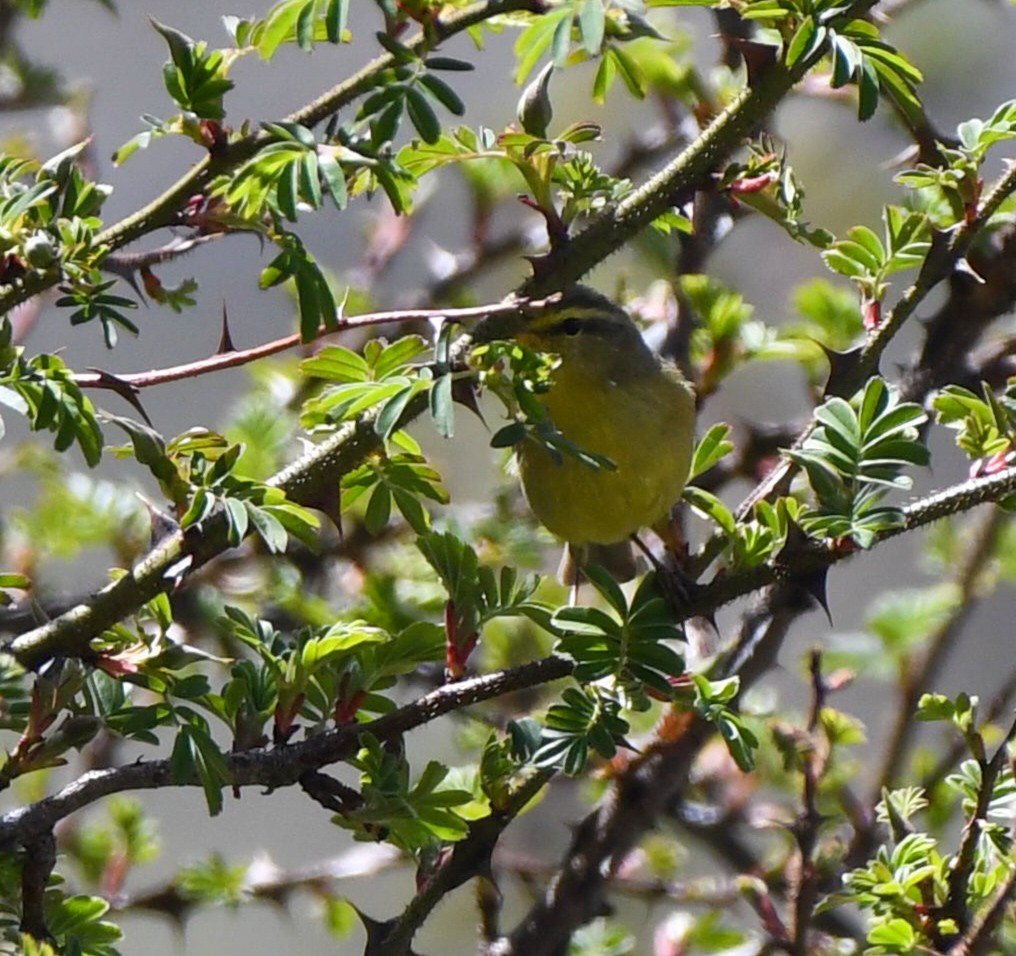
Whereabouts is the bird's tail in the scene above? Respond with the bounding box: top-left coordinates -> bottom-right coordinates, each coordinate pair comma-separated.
559,541 -> 638,586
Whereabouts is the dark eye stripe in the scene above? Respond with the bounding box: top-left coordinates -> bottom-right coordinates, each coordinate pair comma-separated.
545,315 -> 622,338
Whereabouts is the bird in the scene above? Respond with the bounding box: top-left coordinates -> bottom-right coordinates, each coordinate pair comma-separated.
512,286 -> 696,585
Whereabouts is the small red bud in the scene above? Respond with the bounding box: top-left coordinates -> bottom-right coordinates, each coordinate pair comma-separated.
862,298 -> 881,331
728,171 -> 778,194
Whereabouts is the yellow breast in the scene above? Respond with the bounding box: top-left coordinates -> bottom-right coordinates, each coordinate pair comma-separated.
517,354 -> 695,546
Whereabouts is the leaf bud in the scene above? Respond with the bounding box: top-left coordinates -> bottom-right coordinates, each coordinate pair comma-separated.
516,61 -> 554,138
24,232 -> 58,269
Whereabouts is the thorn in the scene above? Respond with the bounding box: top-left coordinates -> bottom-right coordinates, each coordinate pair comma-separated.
727,38 -> 778,87
217,304 -> 237,354
136,492 -> 180,546
819,343 -> 864,399
84,368 -> 153,425
798,565 -> 832,624
775,523 -> 833,624
450,378 -> 486,425
103,260 -> 147,303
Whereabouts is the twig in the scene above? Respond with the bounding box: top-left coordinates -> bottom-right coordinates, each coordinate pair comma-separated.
870,508 -> 1004,803
72,297 -> 535,392
948,862 -> 1016,956
115,842 -> 401,922
374,769 -> 553,956
921,665 -> 1016,795
935,712 -> 1016,943
10,446 -> 1016,675
786,651 -> 826,955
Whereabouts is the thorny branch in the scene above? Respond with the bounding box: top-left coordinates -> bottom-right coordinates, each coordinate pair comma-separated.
0,655 -> 571,848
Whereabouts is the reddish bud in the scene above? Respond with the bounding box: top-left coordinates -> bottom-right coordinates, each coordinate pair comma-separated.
198,119 -> 228,155
140,266 -> 164,301
971,447 -> 1014,478
728,171 -> 778,194
862,297 -> 882,331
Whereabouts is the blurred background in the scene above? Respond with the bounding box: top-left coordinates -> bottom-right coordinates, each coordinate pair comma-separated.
3,1 -> 1016,952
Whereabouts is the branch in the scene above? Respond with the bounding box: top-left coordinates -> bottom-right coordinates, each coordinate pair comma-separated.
12,436 -> 1016,673
116,843 -> 402,924
1,1 -> 886,671
19,830 -> 55,941
787,650 -> 827,955
0,654 -> 571,848
497,468 -> 1016,955
73,298 -> 532,392
519,0 -> 879,295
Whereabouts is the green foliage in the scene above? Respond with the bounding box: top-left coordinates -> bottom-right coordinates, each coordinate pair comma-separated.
225,0 -> 351,56
343,733 -> 473,852
152,20 -> 235,120
176,854 -> 249,906
301,335 -> 431,430
0,323 -> 103,466
688,423 -> 734,480
822,206 -> 930,320
63,798 -> 161,889
567,917 -> 635,956
474,338 -> 617,472
897,100 -> 1016,226
259,231 -> 338,342
224,122 -> 350,221
552,568 -> 684,701
934,380 -> 1016,475
525,685 -> 631,775
689,674 -> 758,772
107,415 -> 320,550
790,16 -> 922,121
416,530 -> 545,638
684,485 -> 799,569
788,377 -> 929,547
718,135 -> 833,247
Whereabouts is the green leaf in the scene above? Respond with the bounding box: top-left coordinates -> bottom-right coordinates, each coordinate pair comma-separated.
326,0 -> 349,43
867,918 -> 916,949
605,44 -> 645,99
786,17 -> 826,68
223,496 -> 249,544
375,379 -> 427,441
683,486 -> 736,535
689,423 -> 734,479
406,87 -> 441,145
365,484 -> 392,534
577,0 -> 605,55
419,73 -> 465,117
245,501 -> 289,552
429,373 -> 454,438
301,345 -> 370,382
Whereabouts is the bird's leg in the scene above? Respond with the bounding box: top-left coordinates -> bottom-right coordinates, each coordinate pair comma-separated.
630,532 -> 696,610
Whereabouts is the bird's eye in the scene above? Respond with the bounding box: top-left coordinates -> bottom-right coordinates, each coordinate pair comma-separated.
561,317 -> 582,336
